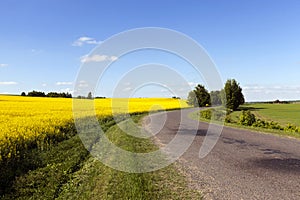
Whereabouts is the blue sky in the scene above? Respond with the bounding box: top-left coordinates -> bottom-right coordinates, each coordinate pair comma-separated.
0,0 -> 300,101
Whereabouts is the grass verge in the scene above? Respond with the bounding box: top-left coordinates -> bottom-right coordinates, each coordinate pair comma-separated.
189,109 -> 300,139
2,114 -> 202,199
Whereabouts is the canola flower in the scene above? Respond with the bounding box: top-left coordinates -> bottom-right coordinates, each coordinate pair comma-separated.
0,95 -> 189,162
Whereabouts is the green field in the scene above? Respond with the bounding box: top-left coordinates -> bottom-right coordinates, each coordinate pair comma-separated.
191,103 -> 300,138
233,103 -> 300,127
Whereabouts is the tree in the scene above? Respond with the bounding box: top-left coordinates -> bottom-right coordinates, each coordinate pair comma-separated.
187,91 -> 197,106
46,92 -> 72,98
194,84 -> 211,107
223,79 -> 244,111
87,92 -> 93,99
27,90 -> 46,97
187,84 -> 210,107
210,90 -> 222,106
220,89 -> 226,106
21,92 -> 26,96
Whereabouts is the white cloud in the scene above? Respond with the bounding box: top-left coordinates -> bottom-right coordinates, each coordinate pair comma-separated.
0,64 -> 8,67
80,54 -> 118,63
0,81 -> 18,85
78,80 -> 89,88
60,88 -> 73,94
42,83 -> 47,87
160,89 -> 168,92
72,36 -> 101,47
188,82 -> 197,87
243,84 -> 300,102
123,87 -> 133,92
124,82 -> 131,86
56,82 -> 73,86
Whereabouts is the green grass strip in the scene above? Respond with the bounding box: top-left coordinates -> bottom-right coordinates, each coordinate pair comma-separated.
2,114 -> 202,200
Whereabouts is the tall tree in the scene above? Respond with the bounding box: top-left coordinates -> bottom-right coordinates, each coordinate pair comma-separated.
187,91 -> 197,107
210,90 -> 222,106
87,92 -> 93,99
187,84 -> 210,107
224,79 -> 244,111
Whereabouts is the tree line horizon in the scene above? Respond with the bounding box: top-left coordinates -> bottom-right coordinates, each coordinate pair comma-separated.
187,79 -> 245,111
20,91 -> 107,99
19,79 -> 296,107
20,79 -> 244,108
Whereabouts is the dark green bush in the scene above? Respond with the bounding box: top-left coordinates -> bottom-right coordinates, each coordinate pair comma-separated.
200,109 -> 212,120
200,108 -> 229,122
212,110 -> 226,121
284,123 -> 299,133
269,121 -> 283,130
252,118 -> 266,128
239,110 -> 256,126
226,109 -> 233,115
252,119 -> 284,130
224,115 -> 232,123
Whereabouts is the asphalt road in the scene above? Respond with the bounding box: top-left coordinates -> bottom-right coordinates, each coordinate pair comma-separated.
143,108 -> 300,200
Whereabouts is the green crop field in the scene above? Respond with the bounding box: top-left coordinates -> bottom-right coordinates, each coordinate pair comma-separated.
233,103 -> 300,127
191,102 -> 300,139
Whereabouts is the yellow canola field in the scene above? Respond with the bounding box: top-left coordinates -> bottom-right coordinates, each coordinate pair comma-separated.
0,95 -> 189,162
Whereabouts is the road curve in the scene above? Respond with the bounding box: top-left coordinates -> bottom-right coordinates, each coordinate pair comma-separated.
143,108 -> 300,200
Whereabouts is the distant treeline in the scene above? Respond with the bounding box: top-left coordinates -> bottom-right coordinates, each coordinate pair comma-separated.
21,91 -> 105,99
247,99 -> 299,104
21,91 -> 72,98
